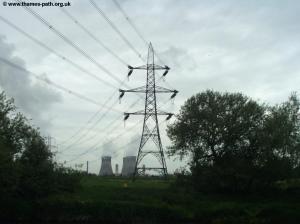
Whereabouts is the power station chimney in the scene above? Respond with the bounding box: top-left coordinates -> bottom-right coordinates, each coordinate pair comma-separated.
121,156 -> 136,176
99,156 -> 113,176
115,164 -> 119,176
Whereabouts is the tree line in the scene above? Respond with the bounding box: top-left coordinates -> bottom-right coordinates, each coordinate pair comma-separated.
167,90 -> 300,192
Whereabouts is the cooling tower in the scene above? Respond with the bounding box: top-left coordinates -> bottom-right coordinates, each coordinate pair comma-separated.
99,156 -> 113,176
121,156 -> 136,176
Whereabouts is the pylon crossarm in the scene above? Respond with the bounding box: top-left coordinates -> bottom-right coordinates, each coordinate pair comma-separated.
155,86 -> 178,94
129,64 -> 169,70
120,86 -> 146,94
124,110 -> 173,117
120,86 -> 177,94
127,64 -> 169,79
124,110 -> 144,116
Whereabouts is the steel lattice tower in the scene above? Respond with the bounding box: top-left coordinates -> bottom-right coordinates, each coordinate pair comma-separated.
119,43 -> 178,178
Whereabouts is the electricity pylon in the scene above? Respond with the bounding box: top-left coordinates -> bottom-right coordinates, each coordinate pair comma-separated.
119,43 -> 178,179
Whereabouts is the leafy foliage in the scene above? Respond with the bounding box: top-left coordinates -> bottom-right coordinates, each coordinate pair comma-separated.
167,90 -> 300,192
0,91 -> 81,199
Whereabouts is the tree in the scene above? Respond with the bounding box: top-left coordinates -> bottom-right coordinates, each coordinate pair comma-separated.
255,93 -> 300,185
167,90 -> 300,192
0,91 -> 81,199
18,128 -> 55,198
0,92 -> 29,195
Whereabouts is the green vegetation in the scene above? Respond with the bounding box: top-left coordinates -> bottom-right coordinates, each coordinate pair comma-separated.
0,91 -> 82,219
167,90 -> 300,192
1,90 -> 300,223
3,175 -> 299,223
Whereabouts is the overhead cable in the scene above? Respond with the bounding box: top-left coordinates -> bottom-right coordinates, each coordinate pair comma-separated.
60,97 -> 120,152
0,15 -> 117,90
0,57 -> 121,111
112,0 -> 166,65
89,0 -> 145,63
58,91 -> 118,145
17,0 -> 128,87
65,118 -> 142,162
58,6 -> 128,66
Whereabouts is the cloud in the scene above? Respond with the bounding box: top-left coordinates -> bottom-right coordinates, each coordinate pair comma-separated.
102,141 -> 115,157
158,46 -> 197,71
124,134 -> 140,157
0,35 -> 62,131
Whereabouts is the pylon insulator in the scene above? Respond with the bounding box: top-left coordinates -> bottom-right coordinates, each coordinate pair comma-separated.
119,90 -> 125,99
162,69 -> 169,77
128,69 -> 133,78
170,90 -> 178,99
166,114 -> 173,120
124,113 -> 130,121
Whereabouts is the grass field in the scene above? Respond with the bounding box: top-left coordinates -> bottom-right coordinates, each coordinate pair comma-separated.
4,175 -> 300,223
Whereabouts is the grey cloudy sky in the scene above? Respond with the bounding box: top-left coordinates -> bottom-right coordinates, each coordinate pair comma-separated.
0,0 -> 299,173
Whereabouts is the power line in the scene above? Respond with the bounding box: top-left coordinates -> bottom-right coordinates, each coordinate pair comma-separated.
1,10 -> 149,99
88,158 -> 101,163
65,118 -> 142,163
86,98 -> 141,140
0,15 -> 133,140
64,103 -> 143,159
67,118 -> 167,162
61,84 -> 173,162
58,91 -> 118,146
59,117 -> 169,164
58,5 -> 128,66
63,98 -> 170,163
112,0 -> 148,46
89,0 -> 145,63
22,1 -> 176,161
0,15 -> 117,90
69,115 -> 123,148
60,98 -> 140,151
112,0 -> 166,65
57,71 -> 171,148
111,119 -> 167,158
60,97 -> 120,152
3,3 -> 163,165
0,57 -> 121,111
2,11 -> 140,144
110,1 -> 175,89
2,6 -> 173,131
9,4 -> 146,103
57,79 -> 175,163
111,0 -> 181,90
158,75 -> 176,90
17,0 -> 128,87
60,81 -> 174,159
